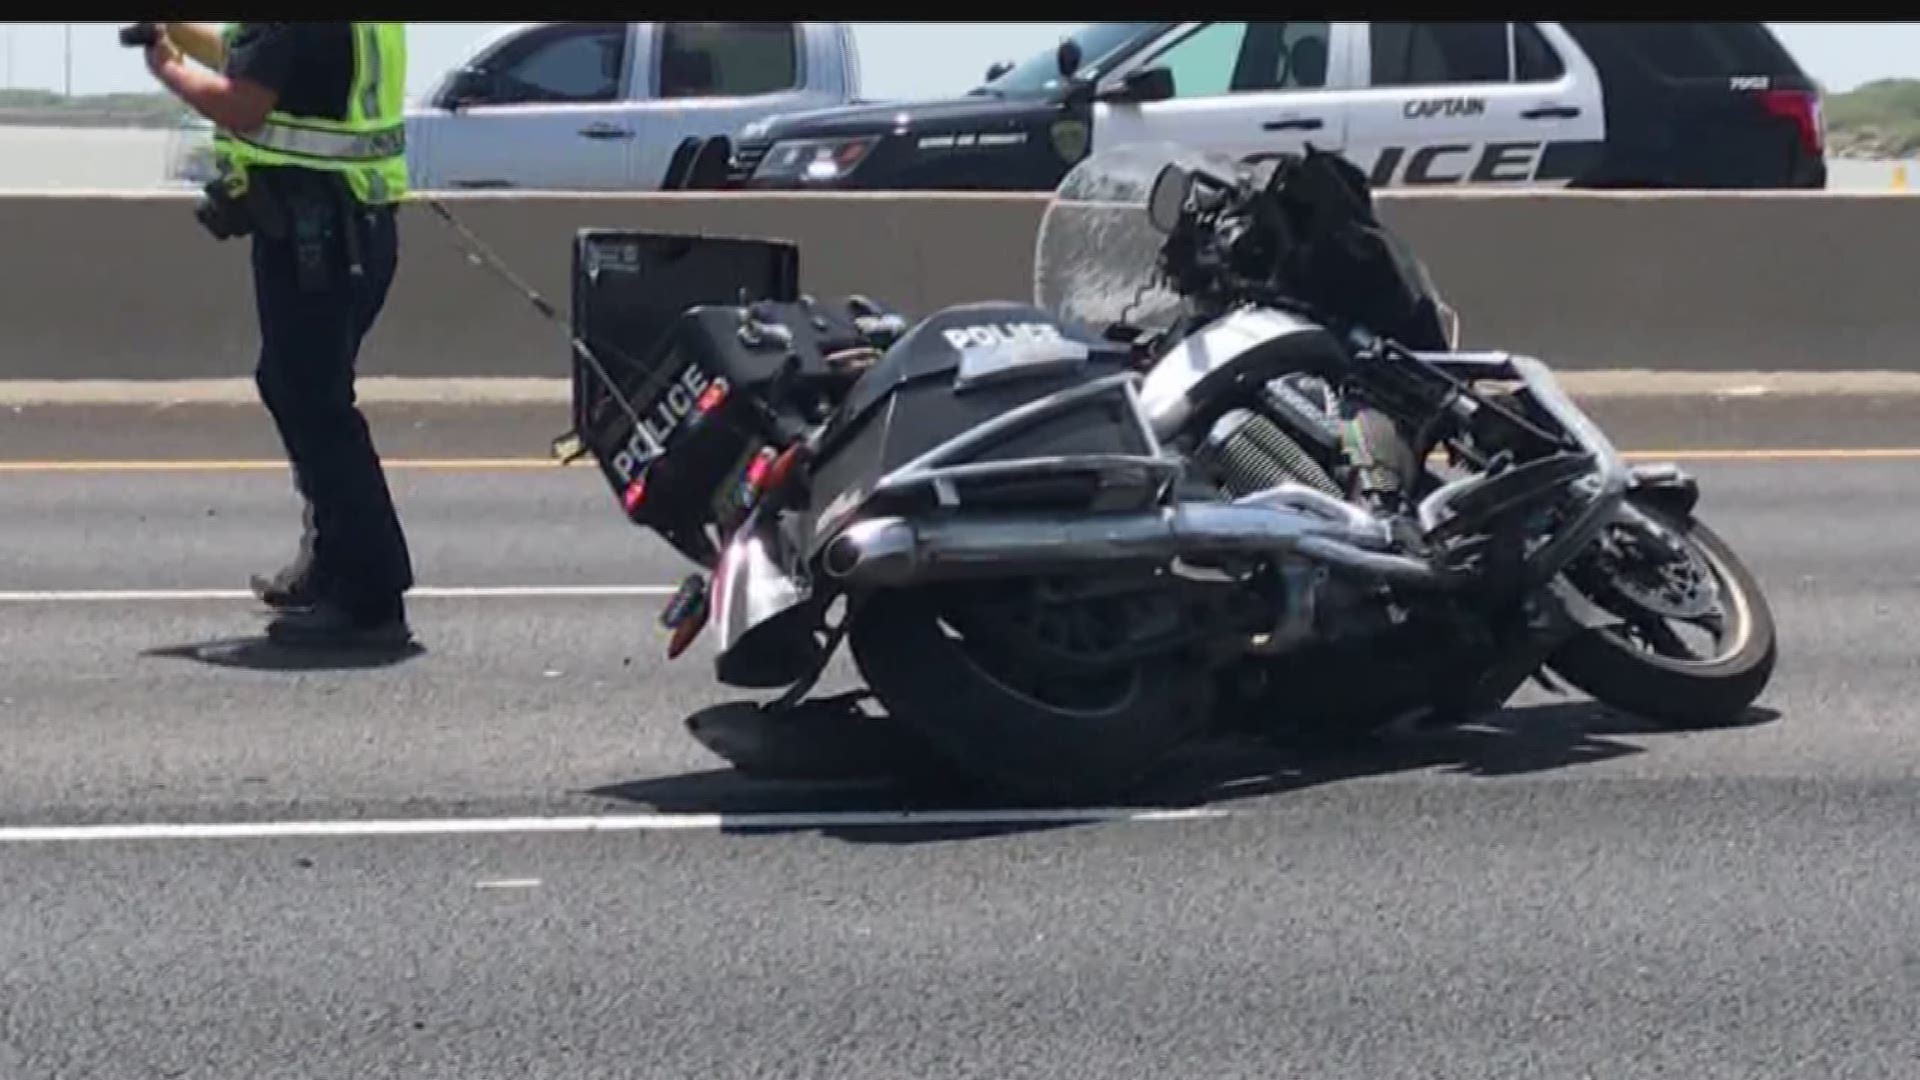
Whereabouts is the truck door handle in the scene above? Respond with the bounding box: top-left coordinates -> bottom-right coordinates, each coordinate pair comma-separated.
1521,105 -> 1580,120
1262,117 -> 1324,131
578,123 -> 634,140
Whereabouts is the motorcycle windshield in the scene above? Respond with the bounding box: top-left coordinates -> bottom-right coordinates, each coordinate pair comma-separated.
1033,141 -> 1465,348
1032,140 -> 1248,334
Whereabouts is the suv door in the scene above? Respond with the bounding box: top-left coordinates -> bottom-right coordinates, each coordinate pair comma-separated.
409,22 -> 644,191
1090,21 -> 1358,166
1343,21 -> 1607,188
631,22 -> 831,189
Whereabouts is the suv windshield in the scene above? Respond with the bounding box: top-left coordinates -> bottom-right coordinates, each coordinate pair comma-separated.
973,23 -> 1160,95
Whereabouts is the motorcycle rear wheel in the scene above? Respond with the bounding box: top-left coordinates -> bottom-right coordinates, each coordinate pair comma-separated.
1546,505 -> 1777,728
846,586 -> 1214,803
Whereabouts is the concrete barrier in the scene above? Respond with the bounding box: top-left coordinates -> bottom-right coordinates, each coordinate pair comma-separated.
3,190 -> 1919,382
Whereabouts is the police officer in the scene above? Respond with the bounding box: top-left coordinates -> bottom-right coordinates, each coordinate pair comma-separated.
145,23 -> 415,648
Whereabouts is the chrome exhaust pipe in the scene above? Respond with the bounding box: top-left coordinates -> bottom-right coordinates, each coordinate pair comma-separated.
820,500 -> 1457,591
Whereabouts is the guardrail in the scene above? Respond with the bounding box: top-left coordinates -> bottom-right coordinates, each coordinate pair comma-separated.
3,189 -> 1917,382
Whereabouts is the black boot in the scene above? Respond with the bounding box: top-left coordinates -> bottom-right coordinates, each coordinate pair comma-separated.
266,595 -> 411,649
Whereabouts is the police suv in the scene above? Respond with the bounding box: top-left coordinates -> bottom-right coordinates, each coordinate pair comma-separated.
723,21 -> 1826,192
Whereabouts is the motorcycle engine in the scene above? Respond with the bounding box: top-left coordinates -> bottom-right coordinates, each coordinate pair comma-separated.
1189,394 -> 1422,664
1194,404 -> 1342,500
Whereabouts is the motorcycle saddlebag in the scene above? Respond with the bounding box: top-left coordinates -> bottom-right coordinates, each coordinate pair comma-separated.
567,229 -> 800,562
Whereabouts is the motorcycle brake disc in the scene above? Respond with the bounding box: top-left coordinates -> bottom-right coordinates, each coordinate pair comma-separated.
1603,522 -> 1720,621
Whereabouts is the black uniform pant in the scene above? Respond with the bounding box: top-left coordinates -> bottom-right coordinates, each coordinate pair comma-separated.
249,193 -> 412,619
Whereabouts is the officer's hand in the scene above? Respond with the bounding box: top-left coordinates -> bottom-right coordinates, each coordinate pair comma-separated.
143,33 -> 182,81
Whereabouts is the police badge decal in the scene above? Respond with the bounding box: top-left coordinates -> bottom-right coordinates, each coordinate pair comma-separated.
1049,119 -> 1090,164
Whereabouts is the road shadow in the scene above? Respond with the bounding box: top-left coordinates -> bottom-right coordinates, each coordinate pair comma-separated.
587,699 -> 1783,846
141,635 -> 426,672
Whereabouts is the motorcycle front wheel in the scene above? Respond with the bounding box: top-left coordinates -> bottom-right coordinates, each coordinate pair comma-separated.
846,585 -> 1214,803
1546,503 -> 1777,727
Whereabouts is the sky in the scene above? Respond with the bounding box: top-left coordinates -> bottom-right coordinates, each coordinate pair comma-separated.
0,22 -> 1913,103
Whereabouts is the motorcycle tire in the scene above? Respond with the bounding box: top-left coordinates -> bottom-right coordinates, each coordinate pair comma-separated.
1546,507 -> 1777,729
846,587 -> 1214,803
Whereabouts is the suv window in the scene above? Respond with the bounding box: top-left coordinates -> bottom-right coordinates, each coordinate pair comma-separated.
660,22 -> 801,98
1371,22 -> 1506,86
483,24 -> 628,105
1148,22 -> 1334,98
1514,23 -> 1566,82
1371,22 -> 1569,86
1564,22 -> 1802,79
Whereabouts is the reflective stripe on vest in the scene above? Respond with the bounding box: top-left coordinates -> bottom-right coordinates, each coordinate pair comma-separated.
212,23 -> 408,205
228,119 -> 405,163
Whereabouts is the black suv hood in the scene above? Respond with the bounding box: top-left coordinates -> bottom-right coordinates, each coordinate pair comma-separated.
740,93 -> 1063,143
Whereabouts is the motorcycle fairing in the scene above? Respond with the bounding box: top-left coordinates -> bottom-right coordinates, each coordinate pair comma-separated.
799,301 -> 1164,557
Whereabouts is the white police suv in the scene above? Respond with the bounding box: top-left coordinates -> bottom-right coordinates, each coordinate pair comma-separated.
723,21 -> 1826,192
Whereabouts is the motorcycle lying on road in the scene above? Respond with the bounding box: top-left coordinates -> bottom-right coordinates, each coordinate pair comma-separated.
558,140 -> 1778,802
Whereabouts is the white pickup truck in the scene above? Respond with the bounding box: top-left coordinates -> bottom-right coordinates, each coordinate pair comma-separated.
166,21 -> 862,192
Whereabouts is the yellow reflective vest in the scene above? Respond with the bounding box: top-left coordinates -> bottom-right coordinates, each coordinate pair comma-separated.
211,23 -> 408,205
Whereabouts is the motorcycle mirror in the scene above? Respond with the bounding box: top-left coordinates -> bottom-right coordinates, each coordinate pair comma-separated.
1056,38 -> 1084,80
1147,163 -> 1192,234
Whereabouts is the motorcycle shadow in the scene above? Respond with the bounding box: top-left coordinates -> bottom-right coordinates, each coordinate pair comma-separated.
588,699 -> 1782,846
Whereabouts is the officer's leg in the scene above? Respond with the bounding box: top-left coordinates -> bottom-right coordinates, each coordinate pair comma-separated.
251,481 -> 320,609
249,239 -> 324,605
252,204 -> 412,644
255,207 -> 395,610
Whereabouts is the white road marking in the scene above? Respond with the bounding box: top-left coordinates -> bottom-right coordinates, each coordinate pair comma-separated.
476,878 -> 543,889
0,808 -> 1235,844
0,585 -> 677,603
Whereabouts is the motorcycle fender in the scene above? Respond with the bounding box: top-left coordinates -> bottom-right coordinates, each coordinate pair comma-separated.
1626,462 -> 1701,520
710,517 -> 822,689
1137,308 -> 1347,440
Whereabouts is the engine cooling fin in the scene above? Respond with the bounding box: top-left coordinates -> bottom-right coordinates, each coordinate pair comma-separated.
1198,409 -> 1343,499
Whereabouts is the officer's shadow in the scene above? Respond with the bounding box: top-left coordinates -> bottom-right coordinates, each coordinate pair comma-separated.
141,634 -> 425,672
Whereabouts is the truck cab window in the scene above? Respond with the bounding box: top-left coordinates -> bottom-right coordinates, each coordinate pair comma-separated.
1370,22 -> 1509,86
486,24 -> 628,105
1144,22 -> 1333,99
660,23 -> 801,99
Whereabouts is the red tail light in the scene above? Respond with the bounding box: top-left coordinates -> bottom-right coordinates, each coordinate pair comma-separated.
765,444 -> 807,491
621,472 -> 648,515
1758,88 -> 1823,159
744,448 -> 775,489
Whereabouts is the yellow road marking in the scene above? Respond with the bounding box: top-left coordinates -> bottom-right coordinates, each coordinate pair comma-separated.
1625,447 -> 1920,461
1,448 -> 1918,473
0,458 -> 563,473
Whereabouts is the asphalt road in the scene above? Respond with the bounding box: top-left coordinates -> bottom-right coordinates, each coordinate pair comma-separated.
2,447 -> 1918,1078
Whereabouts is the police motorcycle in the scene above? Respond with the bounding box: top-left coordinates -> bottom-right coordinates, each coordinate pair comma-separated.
562,139 -> 1776,802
